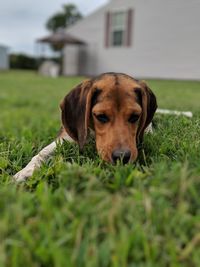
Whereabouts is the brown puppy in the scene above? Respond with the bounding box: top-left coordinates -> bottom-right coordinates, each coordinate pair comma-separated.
60,72 -> 157,164
14,72 -> 157,182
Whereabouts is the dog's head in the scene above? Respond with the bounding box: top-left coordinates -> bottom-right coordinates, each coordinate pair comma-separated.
60,73 -> 157,164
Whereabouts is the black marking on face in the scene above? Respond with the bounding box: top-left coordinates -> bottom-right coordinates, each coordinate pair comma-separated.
113,73 -> 120,86
134,88 -> 143,107
109,73 -> 121,110
91,88 -> 102,108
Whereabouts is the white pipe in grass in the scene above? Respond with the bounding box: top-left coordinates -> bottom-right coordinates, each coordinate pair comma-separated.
156,109 -> 193,118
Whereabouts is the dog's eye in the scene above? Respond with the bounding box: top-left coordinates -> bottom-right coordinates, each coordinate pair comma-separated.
95,114 -> 109,123
128,114 -> 140,123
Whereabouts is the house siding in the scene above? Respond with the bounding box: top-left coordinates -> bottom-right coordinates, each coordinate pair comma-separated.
64,0 -> 200,80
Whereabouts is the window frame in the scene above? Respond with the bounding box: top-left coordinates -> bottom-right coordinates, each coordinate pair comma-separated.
105,9 -> 133,48
110,11 -> 127,47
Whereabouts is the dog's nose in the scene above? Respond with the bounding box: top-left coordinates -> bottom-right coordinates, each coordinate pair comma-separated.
112,149 -> 131,164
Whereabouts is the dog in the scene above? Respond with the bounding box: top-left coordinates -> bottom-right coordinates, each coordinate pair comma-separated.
14,72 -> 157,182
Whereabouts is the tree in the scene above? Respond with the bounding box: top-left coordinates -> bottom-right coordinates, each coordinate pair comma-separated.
44,4 -> 82,74
46,4 -> 82,33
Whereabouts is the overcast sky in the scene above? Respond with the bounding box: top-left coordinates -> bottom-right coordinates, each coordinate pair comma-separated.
0,0 -> 108,55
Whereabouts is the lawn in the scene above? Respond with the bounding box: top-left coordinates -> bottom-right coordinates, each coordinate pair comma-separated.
0,70 -> 200,267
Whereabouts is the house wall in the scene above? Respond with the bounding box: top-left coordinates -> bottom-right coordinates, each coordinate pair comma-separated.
63,4 -> 107,76
65,0 -> 200,80
63,45 -> 79,76
0,45 -> 9,70
62,44 -> 97,76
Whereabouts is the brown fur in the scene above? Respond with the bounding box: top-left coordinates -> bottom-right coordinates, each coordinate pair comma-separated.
60,73 -> 157,163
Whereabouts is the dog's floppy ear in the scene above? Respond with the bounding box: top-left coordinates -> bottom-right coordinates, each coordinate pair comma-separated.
136,81 -> 157,142
60,79 -> 93,149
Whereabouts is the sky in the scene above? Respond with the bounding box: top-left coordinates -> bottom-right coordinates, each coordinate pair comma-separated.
0,0 -> 108,55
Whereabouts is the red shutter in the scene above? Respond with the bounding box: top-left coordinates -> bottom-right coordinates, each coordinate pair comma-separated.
105,12 -> 111,48
126,9 -> 133,47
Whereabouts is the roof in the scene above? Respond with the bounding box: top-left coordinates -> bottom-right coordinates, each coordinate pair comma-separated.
37,31 -> 86,46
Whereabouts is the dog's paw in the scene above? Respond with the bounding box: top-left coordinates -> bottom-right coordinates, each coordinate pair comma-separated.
13,167 -> 35,182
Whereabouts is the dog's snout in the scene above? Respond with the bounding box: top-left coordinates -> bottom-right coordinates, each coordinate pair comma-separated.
112,149 -> 131,164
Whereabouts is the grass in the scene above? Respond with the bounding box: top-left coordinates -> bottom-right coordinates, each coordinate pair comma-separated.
0,70 -> 200,267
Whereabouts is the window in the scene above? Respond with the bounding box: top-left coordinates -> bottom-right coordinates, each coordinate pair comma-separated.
111,12 -> 126,46
105,9 -> 133,47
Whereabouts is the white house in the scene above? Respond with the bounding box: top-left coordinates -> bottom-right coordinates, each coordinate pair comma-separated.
0,45 -> 9,70
63,0 -> 200,80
